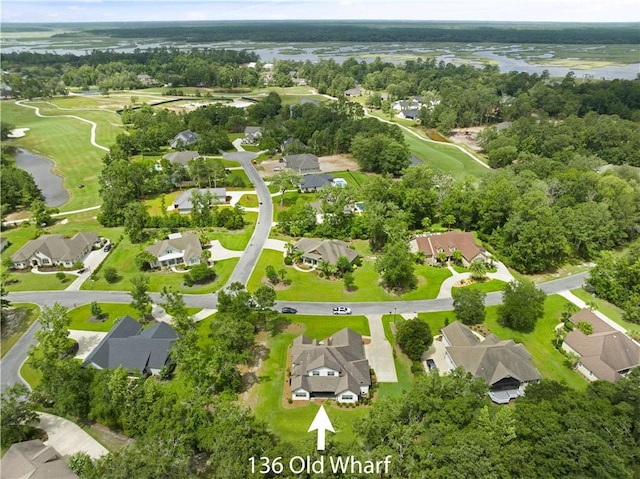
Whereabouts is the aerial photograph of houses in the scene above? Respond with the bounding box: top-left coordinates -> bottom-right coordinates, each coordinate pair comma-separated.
1,1 -> 639,477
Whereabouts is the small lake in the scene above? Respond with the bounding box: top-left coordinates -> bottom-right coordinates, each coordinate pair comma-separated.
13,149 -> 69,207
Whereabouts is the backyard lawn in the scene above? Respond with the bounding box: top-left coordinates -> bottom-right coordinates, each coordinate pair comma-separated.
570,288 -> 638,332
247,249 -> 452,302
68,303 -> 145,331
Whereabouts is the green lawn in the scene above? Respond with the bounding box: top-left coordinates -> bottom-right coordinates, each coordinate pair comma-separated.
2,100 -> 122,211
248,249 -> 451,302
238,194 -> 259,208
252,317 -> 371,444
68,303 -> 142,331
288,314 -> 370,338
4,271 -> 76,292
81,235 -> 239,294
377,315 -> 415,399
20,360 -> 43,389
570,288 -> 638,332
1,303 -> 40,358
330,170 -> 372,188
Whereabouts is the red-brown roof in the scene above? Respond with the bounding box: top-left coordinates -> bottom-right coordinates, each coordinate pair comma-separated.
415,231 -> 485,262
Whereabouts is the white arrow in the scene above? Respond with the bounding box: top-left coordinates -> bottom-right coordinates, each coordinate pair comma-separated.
307,405 -> 335,451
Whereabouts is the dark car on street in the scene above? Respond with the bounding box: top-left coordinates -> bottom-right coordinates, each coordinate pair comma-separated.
281,306 -> 298,314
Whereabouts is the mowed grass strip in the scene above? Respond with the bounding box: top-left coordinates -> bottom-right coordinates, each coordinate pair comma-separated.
248,249 -> 452,302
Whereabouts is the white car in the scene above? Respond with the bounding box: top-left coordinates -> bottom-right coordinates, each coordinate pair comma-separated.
333,306 -> 352,315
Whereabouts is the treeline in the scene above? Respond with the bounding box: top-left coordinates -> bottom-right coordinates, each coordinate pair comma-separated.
78,21 -> 640,44
0,146 -> 43,217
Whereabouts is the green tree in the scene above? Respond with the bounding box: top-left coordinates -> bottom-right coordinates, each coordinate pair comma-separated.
90,301 -> 103,319
343,272 -> 356,291
183,263 -> 216,287
396,319 -> 433,361
452,288 -> 487,325
469,259 -> 488,281
270,170 -> 302,206
134,250 -> 156,271
123,201 -> 149,244
498,280 -> 546,332
129,274 -> 152,320
103,266 -> 119,284
160,287 -> 195,336
1,383 -> 39,448
376,239 -> 417,293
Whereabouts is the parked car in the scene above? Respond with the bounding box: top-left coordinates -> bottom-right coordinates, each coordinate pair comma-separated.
281,306 -> 298,314
273,166 -> 282,171
426,359 -> 437,371
333,306 -> 352,315
103,243 -> 112,252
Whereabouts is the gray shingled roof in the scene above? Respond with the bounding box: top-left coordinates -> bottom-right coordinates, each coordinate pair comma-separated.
82,316 -> 178,374
170,130 -> 198,148
0,440 -> 77,479
11,232 -> 98,263
299,173 -> 334,190
444,322 -> 540,387
294,238 -> 359,266
291,327 -> 370,396
163,150 -> 200,165
284,154 -> 320,173
145,231 -> 203,264
173,188 -> 227,211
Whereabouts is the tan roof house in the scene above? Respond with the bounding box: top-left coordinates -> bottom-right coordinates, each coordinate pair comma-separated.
411,231 -> 490,266
290,328 -> 371,403
11,233 -> 99,270
442,321 -> 541,403
145,232 -> 202,268
0,440 -> 77,479
562,309 -> 640,382
294,238 -> 359,266
172,188 -> 227,214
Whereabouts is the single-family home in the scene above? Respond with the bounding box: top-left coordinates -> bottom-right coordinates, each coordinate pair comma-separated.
284,154 -> 320,174
145,232 -> 202,268
162,150 -> 200,166
0,440 -> 78,479
170,130 -> 199,149
83,316 -> 178,376
562,309 -> 640,382
290,328 -> 371,403
242,126 -> 262,144
0,237 -> 9,252
299,173 -> 334,193
11,232 -> 99,269
294,238 -> 359,266
411,231 -> 490,266
344,86 -> 363,97
136,74 -> 157,86
441,321 -> 541,403
172,188 -> 227,214
397,108 -> 420,120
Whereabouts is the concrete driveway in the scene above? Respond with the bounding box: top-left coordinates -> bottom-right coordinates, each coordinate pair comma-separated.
364,315 -> 398,383
38,412 -> 108,460
69,330 -> 107,360
65,244 -> 111,291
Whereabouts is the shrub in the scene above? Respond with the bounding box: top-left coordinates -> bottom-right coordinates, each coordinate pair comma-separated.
284,255 -> 293,266
103,266 -> 119,284
396,319 -> 433,361
183,262 -> 216,287
55,271 -> 66,282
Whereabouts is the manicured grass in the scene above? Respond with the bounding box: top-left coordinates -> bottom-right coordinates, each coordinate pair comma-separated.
377,315 -> 415,399
252,319 -> 370,444
4,271 -> 76,292
570,288 -> 638,332
417,310 -> 456,333
459,279 -> 507,293
271,191 -> 318,219
143,191 -> 182,216
238,194 -> 259,208
68,303 -> 141,331
330,170 -> 372,188
288,314 -> 370,338
248,249 -> 451,302
3,100 -> 122,211
20,360 -> 43,389
205,211 -> 257,250
222,159 -> 241,168
0,303 -> 40,358
81,235 -> 239,293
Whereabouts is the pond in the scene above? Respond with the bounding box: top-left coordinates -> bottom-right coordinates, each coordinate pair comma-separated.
13,148 -> 69,207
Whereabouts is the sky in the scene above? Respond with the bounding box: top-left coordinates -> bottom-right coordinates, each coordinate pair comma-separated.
1,0 -> 639,24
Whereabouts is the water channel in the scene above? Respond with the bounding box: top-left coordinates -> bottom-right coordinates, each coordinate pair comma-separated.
13,148 -> 69,208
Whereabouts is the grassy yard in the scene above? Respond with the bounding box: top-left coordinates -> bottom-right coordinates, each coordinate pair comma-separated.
4,271 -> 76,292
238,194 -> 259,208
68,303 -> 142,331
247,249 -> 451,302
330,170 -> 372,189
377,315 -> 415,399
570,288 -> 639,332
252,316 -> 371,444
418,295 -> 586,390
1,303 -> 40,358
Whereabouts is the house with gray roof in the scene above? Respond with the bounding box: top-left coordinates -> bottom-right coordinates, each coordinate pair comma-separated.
0,440 -> 77,479
299,173 -> 334,192
294,238 -> 359,266
290,328 -> 371,403
172,188 -> 227,214
397,108 -> 420,120
441,321 -> 541,403
145,232 -> 202,268
284,154 -> 320,174
162,150 -> 200,166
562,309 -> 640,382
170,130 -> 198,149
82,316 -> 178,376
11,233 -> 99,270
242,126 -> 262,144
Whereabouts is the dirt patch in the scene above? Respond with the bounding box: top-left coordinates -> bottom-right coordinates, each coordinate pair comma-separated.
318,154 -> 360,173
448,126 -> 486,152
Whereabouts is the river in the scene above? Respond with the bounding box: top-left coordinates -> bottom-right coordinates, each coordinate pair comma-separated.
13,148 -> 69,208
